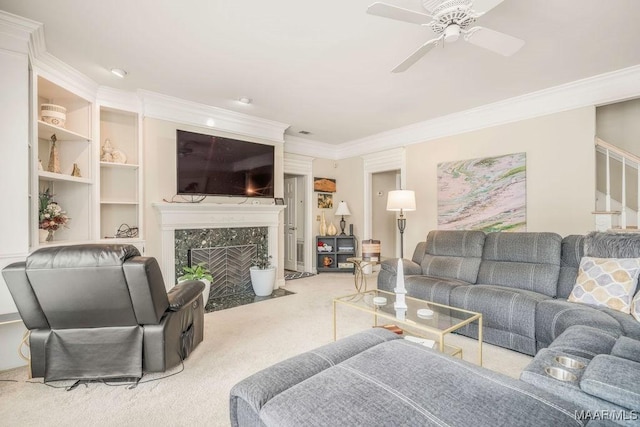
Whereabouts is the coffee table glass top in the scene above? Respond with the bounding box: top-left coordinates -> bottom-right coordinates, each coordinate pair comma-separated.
334,289 -> 480,334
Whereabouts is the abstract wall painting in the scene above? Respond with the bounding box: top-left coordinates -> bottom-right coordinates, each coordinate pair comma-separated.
437,152 -> 526,232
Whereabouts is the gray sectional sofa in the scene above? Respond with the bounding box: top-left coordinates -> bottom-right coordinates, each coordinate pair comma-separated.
378,230 -> 640,355
230,231 -> 640,426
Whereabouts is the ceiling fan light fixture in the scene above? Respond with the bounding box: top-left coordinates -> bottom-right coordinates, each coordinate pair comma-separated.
110,68 -> 128,78
444,24 -> 461,43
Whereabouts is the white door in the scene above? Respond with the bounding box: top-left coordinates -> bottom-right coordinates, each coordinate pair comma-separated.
284,177 -> 297,271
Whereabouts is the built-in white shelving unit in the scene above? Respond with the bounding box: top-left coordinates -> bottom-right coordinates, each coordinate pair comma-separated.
98,106 -> 142,243
33,75 -> 93,247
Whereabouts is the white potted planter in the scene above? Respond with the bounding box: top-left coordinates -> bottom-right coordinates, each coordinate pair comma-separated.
249,266 -> 276,296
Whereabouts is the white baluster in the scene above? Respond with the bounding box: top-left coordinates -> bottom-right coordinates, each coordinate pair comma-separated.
605,148 -> 611,212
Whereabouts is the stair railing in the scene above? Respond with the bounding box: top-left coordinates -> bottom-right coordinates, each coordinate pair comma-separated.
595,137 -> 640,229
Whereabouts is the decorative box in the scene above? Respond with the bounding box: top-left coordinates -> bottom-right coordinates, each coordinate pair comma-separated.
40,104 -> 67,127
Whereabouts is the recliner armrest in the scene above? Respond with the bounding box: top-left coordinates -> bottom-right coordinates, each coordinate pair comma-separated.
167,280 -> 205,311
380,258 -> 422,276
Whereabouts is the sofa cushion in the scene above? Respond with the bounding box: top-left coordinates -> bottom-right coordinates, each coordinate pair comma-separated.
580,354 -> 640,410
257,340 -> 586,427
420,230 -> 485,283
599,307 -> 640,341
568,257 -> 640,314
230,328 -> 402,423
547,325 -> 618,359
520,348 -> 625,415
536,299 -> 623,349
611,336 -> 640,363
584,231 -> 640,258
558,235 -> 585,299
404,275 -> 470,306
478,232 -> 562,297
450,285 -> 549,341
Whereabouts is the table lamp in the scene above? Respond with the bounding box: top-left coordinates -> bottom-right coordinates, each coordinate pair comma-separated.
386,190 -> 416,259
335,201 -> 351,235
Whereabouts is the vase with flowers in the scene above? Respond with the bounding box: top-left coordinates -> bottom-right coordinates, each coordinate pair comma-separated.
39,189 -> 70,242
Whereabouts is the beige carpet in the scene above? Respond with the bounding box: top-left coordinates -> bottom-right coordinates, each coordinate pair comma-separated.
0,273 -> 532,426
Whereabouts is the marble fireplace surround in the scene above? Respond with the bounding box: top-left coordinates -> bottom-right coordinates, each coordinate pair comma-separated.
152,202 -> 286,291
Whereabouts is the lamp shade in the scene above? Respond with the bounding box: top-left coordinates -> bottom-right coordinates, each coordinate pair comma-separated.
386,190 -> 416,211
335,201 -> 351,216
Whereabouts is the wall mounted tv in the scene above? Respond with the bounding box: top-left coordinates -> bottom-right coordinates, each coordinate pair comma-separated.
176,130 -> 275,197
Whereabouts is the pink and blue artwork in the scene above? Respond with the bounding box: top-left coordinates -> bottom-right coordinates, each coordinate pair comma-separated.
437,152 -> 526,232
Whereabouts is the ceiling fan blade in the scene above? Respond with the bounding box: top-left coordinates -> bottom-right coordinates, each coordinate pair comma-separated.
464,26 -> 524,56
366,2 -> 432,25
471,0 -> 504,14
392,37 -> 442,73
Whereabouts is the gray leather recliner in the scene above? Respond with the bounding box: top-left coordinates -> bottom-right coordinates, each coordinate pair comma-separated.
2,244 -> 205,382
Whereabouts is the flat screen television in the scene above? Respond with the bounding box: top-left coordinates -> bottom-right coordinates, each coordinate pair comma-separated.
176,130 -> 275,197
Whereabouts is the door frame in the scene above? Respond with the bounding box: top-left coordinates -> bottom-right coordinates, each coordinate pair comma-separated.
283,176 -> 298,271
283,154 -> 313,273
363,148 -> 407,257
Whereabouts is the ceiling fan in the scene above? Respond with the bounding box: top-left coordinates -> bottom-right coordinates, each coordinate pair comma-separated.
367,0 -> 525,72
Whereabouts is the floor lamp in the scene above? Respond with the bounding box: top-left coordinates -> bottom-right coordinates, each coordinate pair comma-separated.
386,190 -> 416,259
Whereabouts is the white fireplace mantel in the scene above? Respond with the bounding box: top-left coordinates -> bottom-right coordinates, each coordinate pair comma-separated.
152,202 -> 286,290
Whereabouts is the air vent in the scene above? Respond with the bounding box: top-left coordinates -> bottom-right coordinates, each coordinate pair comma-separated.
298,130 -> 312,135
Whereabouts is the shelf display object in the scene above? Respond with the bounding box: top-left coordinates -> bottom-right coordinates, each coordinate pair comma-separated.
34,75 -> 93,246
316,236 -> 355,273
98,107 -> 141,241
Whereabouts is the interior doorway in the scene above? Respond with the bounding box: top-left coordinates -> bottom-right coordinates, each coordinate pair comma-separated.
371,170 -> 400,259
284,174 -> 306,271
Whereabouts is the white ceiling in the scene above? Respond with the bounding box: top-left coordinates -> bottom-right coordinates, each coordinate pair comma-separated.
2,0 -> 640,145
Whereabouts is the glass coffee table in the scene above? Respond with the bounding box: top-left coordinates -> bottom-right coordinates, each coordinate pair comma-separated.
333,289 -> 483,365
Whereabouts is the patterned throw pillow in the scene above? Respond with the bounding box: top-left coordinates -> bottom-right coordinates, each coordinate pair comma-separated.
632,291 -> 640,322
568,257 -> 640,314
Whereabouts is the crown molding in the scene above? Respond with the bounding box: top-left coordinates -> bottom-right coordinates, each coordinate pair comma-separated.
283,134 -> 337,159
139,90 -> 289,143
338,65 -> 640,159
0,10 -> 40,55
96,86 -> 142,112
283,153 -> 314,175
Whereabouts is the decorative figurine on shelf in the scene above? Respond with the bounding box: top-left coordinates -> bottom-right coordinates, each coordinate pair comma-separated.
47,134 -> 61,173
38,158 -> 43,171
319,211 -> 327,236
101,139 -> 127,164
101,139 -> 114,162
394,258 -> 407,321
71,163 -> 81,177
327,222 -> 338,236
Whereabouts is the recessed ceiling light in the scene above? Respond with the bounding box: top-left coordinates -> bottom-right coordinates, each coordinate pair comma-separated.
206,118 -> 216,127
110,68 -> 128,78
238,97 -> 252,104
298,130 -> 312,135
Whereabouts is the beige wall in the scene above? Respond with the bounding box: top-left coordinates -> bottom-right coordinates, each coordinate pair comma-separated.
143,118 -> 284,264
404,107 -> 596,254
372,170 -> 399,258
